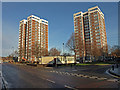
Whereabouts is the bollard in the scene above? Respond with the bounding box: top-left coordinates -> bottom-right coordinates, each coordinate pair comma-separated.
112,65 -> 114,71
71,64 -> 72,68
116,64 -> 118,68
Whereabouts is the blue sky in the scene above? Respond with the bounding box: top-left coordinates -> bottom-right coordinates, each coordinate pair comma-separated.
2,2 -> 118,56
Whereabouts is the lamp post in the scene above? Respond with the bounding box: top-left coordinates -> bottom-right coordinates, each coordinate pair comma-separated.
63,43 -> 65,64
63,43 -> 64,56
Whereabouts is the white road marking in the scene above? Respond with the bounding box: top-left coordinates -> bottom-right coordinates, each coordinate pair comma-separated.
2,76 -> 8,89
76,74 -> 84,77
46,79 -> 55,83
41,77 -> 55,83
64,85 -> 78,90
0,71 -> 2,77
66,72 -> 70,75
59,72 -> 62,74
89,76 -> 98,79
82,75 -> 89,78
97,77 -> 108,80
56,71 -> 58,73
72,73 -> 78,76
107,79 -> 118,82
71,73 -> 75,76
67,73 -> 71,75
49,70 -> 113,82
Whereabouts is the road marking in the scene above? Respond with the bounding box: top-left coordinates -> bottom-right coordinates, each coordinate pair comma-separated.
89,76 -> 98,79
56,71 -> 58,73
2,76 -> 8,89
60,72 -> 64,74
66,72 -> 70,75
49,70 -> 113,82
71,73 -> 77,76
107,79 -> 118,82
73,73 -> 78,76
97,77 -> 108,80
64,85 -> 78,90
46,79 -> 55,83
2,77 -> 8,85
71,73 -> 75,76
76,74 -> 84,77
0,71 -> 2,77
106,69 -> 120,79
63,72 -> 68,75
68,73 -> 71,75
82,75 -> 89,78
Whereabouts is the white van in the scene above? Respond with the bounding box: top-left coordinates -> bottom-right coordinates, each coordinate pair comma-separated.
0,60 -> 2,64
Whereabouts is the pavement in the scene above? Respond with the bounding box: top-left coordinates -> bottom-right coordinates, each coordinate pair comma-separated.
109,65 -> 120,78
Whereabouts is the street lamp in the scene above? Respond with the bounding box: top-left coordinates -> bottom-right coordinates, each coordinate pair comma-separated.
63,43 -> 64,56
63,43 -> 65,64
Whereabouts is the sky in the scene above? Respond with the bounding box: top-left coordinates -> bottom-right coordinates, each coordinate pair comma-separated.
2,2 -> 118,57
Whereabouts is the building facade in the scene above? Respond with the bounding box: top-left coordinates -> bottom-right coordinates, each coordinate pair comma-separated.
18,15 -> 48,62
18,19 -> 27,61
74,6 -> 108,62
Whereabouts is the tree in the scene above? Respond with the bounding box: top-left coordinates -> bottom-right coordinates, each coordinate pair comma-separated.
90,42 -> 108,61
41,47 -> 48,56
49,48 -> 61,56
12,50 -> 19,57
111,45 -> 120,57
66,33 -> 75,52
33,41 -> 48,61
90,43 -> 101,61
66,33 -> 76,62
33,41 -> 40,61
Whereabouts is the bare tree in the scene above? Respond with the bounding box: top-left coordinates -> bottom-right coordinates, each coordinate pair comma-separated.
14,50 -> 19,57
66,33 -> 76,62
41,47 -> 48,56
90,43 -> 101,61
11,49 -> 19,58
33,41 -> 48,61
49,48 -> 61,56
91,42 -> 108,61
66,33 -> 75,51
107,45 -> 112,55
33,41 -> 40,61
32,41 -> 49,62
111,45 -> 120,57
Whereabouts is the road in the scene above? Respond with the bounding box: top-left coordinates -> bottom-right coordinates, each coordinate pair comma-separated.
52,65 -> 115,79
2,63 -> 120,89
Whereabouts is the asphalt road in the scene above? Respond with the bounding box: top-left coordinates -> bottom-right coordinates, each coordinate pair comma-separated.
2,63 -> 120,89
51,65 -> 115,79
